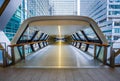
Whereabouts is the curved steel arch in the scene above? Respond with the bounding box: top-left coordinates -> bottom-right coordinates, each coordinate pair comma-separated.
11,16 -> 108,44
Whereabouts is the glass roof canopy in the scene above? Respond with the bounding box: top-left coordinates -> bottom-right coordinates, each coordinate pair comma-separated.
11,16 -> 108,44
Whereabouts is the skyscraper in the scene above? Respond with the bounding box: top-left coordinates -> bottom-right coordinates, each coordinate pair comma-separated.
27,0 -> 50,18
3,0 -> 51,40
108,0 -> 120,41
3,6 -> 22,40
80,0 -> 95,16
80,0 -> 120,42
50,0 -> 77,15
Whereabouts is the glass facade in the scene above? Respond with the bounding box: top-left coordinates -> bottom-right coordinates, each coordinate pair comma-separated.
77,31 -> 86,40
27,0 -> 50,18
17,26 -> 49,55
3,0 -> 51,41
50,0 -> 77,15
3,6 -> 21,41
109,0 -> 120,2
21,0 -> 27,22
80,0 -> 120,42
83,28 -> 99,40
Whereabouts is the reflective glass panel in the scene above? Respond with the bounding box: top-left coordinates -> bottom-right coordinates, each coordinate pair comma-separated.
34,31 -> 42,41
73,34 -> 80,40
40,34 -> 46,40
72,35 -> 76,40
83,27 -> 99,40
20,27 -> 38,40
0,50 -> 3,63
77,31 -> 86,40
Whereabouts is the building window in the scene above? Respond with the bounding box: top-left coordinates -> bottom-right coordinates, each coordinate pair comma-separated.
108,23 -> 112,26
114,22 -> 120,26
109,0 -> 113,2
114,36 -> 120,40
98,18 -> 106,23
109,11 -> 120,15
114,28 -> 120,33
109,5 -> 120,9
109,0 -> 120,2
115,0 -> 120,2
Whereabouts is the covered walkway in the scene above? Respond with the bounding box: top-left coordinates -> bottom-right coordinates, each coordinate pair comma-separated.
1,16 -> 114,68
0,16 -> 120,81
0,0 -> 120,80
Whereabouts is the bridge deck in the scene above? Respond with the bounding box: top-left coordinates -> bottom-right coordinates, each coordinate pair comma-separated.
13,42 -> 102,68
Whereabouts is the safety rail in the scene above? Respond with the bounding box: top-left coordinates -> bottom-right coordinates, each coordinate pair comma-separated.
108,42 -> 120,67
8,41 -> 48,47
0,42 -> 7,67
73,41 -> 108,46
8,40 -> 48,65
72,41 -> 109,65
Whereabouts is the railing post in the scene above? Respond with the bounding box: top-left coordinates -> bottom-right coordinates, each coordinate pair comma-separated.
94,45 -> 97,59
11,46 -> 15,64
2,49 -> 7,67
72,42 -> 74,46
0,42 -> 7,67
42,42 -> 44,47
22,45 -> 25,59
103,46 -> 107,65
38,43 -> 41,49
110,47 -> 115,68
79,43 -> 82,49
46,42 -> 48,45
75,42 -> 77,47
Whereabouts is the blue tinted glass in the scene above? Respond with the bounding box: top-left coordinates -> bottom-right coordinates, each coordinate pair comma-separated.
72,34 -> 79,40
0,50 -> 3,63
77,31 -> 86,40
0,0 -> 5,8
84,28 -> 99,40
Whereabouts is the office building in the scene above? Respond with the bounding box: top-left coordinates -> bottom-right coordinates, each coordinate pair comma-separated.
27,0 -> 50,18
3,0 -> 51,40
80,0 -> 120,42
50,0 -> 77,15
3,6 -> 21,40
80,0 -> 95,16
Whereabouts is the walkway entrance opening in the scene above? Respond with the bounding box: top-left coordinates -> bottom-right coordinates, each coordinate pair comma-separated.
9,16 -> 108,68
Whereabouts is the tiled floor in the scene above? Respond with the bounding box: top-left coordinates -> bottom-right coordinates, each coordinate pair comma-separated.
0,68 -> 120,81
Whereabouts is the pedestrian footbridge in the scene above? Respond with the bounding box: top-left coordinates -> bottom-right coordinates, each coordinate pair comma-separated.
0,16 -> 119,68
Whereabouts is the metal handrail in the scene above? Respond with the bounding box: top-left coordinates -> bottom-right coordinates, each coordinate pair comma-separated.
73,41 -> 109,46
108,42 -> 120,67
8,40 -> 48,65
72,40 -> 108,65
